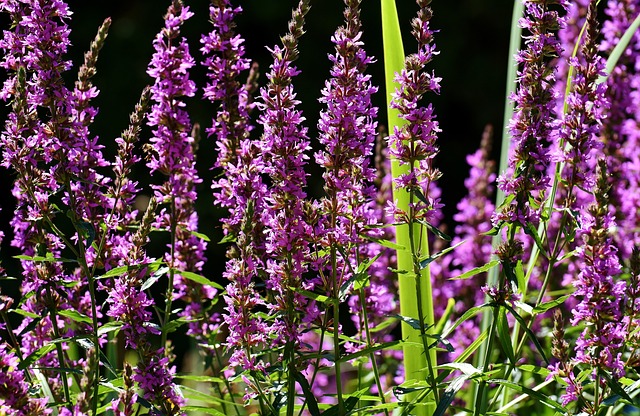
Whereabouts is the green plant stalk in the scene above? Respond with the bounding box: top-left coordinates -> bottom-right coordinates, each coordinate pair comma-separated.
475,0 -> 523,411
381,1 -> 435,414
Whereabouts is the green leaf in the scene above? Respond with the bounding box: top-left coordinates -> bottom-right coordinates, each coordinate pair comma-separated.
141,266 -> 169,291
189,230 -> 211,242
523,223 -> 548,259
10,308 -> 40,319
295,287 -> 331,304
419,240 -> 465,269
18,344 -> 56,370
434,375 -> 467,416
450,260 -> 500,280
487,379 -> 567,413
175,269 -> 224,290
218,233 -> 236,244
294,370 -> 320,416
14,254 -> 76,263
441,303 -> 491,340
97,321 -> 123,337
322,388 -> 367,416
503,304 -> 549,364
518,364 -> 551,378
364,236 -> 406,252
338,340 -> 402,364
58,309 -> 93,325
599,11 -> 640,84
600,370 -> 634,405
393,314 -> 422,331
496,307 -> 516,365
532,295 -> 571,315
417,219 -> 452,242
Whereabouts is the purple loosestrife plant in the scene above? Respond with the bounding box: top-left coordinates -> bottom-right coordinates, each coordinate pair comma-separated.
257,0 -> 313,358
553,161 -> 627,412
313,0 -> 381,406
202,0 -> 270,377
599,0 -> 640,262
493,0 -> 567,230
145,0 -> 209,348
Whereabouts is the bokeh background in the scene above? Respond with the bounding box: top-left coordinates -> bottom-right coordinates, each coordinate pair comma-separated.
0,0 -> 513,344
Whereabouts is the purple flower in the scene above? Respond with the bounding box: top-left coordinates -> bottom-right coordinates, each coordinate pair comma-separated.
386,2 -> 443,226
314,0 -> 378,298
599,0 -> 640,262
203,0 -> 271,371
493,0 -> 568,227
145,0 -> 209,339
0,343 -> 50,415
256,0 -> 314,347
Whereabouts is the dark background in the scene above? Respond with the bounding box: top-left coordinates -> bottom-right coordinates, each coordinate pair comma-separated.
0,0 -> 512,317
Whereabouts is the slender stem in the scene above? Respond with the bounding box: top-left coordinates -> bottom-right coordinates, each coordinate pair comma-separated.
46,287 -> 71,405
161,196 -> 177,352
358,289 -> 390,416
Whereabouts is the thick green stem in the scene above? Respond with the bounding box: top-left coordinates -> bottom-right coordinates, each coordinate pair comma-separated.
381,1 -> 436,413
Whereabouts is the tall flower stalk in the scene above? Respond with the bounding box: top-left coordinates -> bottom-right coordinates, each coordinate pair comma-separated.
382,0 -> 443,413
315,0 -> 381,410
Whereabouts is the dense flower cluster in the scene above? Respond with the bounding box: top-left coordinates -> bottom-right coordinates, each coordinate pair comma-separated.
494,0 -> 568,227
387,2 -> 443,223
256,0 -> 315,348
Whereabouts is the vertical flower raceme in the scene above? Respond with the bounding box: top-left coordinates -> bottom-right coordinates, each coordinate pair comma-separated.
493,0 -> 567,229
556,0 -> 607,199
561,161 -> 627,406
0,0 -> 102,402
257,0 -> 313,350
145,0 -> 209,342
387,3 -> 443,227
315,0 -> 378,294
600,0 -> 640,262
202,0 -> 270,372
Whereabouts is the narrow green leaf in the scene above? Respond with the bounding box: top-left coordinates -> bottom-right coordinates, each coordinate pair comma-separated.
141,266 -> 169,291
518,364 -> 551,378
338,341 -> 402,363
450,260 -> 500,280
487,379 -> 567,412
600,370 -> 634,405
434,375 -> 467,416
97,321 -> 123,337
417,219 -> 452,242
532,295 -> 571,315
496,307 -> 516,365
14,254 -> 76,263
58,309 -> 93,325
419,240 -> 465,269
503,304 -> 549,364
175,269 -> 224,290
441,303 -> 491,340
18,344 -> 56,370
182,407 -> 226,416
294,370 -> 320,416
599,11 -> 640,84
364,236 -> 406,252
523,223 -> 548,259
189,230 -> 211,242
10,308 -> 40,319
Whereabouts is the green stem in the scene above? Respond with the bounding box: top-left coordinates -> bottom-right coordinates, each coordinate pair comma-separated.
161,196 -> 177,352
381,1 -> 435,413
358,289 -> 390,416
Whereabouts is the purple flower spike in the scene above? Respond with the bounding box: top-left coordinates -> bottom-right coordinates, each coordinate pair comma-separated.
493,0 -> 568,227
257,0 -> 313,348
386,1 -> 444,226
145,0 -> 209,338
315,0 -> 378,296
0,343 -> 50,415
